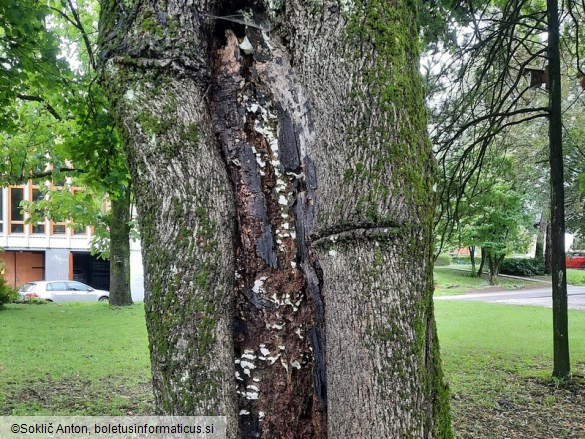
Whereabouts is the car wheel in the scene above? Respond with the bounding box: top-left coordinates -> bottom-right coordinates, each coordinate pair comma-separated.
98,296 -> 109,302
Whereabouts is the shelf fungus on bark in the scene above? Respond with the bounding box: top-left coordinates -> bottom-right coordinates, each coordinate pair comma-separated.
211,21 -> 326,438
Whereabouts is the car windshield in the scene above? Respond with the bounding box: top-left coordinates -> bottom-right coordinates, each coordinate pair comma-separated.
20,283 -> 36,292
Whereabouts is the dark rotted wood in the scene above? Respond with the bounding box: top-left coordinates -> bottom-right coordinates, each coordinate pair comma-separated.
212,28 -> 325,438
276,104 -> 301,172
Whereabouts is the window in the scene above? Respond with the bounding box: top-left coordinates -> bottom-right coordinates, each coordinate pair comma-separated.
71,188 -> 87,235
30,187 -> 46,234
46,282 -> 67,291
20,283 -> 36,293
73,225 -> 87,235
51,223 -> 67,235
67,282 -> 91,291
10,187 -> 25,233
49,186 -> 67,235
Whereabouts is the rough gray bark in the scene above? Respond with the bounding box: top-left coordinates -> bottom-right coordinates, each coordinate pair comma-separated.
98,1 -> 239,432
98,0 -> 452,437
109,188 -> 133,306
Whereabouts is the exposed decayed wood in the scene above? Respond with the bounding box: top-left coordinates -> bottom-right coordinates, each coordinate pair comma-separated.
211,27 -> 326,438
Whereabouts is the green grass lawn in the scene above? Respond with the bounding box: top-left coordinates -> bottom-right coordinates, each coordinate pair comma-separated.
567,268 -> 585,285
2,296 -> 585,437
0,302 -> 152,415
434,266 -> 539,296
435,301 -> 585,388
435,301 -> 585,438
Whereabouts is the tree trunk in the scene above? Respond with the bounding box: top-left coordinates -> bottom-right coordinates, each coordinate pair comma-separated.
485,251 -> 504,286
547,0 -> 570,379
535,216 -> 546,259
545,220 -> 552,274
469,246 -> 476,276
99,1 -> 452,437
108,187 -> 133,306
477,247 -> 486,278
486,251 -> 497,285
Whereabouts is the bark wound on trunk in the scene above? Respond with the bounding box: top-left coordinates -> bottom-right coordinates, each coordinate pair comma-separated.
211,27 -> 326,438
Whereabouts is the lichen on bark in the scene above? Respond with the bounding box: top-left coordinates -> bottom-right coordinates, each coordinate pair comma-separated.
98,0 -> 452,437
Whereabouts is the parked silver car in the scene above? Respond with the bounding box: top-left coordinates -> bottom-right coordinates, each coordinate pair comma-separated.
19,280 -> 109,303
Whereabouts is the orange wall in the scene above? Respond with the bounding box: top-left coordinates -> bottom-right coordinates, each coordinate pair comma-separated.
0,251 -> 45,288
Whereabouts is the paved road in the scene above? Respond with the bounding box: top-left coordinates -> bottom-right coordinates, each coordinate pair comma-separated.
435,285 -> 585,310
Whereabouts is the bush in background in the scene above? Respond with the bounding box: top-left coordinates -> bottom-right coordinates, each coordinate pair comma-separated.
500,258 -> 545,276
0,276 -> 18,310
435,253 -> 452,266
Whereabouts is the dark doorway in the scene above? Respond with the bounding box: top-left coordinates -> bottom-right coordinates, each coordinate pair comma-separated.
71,252 -> 110,290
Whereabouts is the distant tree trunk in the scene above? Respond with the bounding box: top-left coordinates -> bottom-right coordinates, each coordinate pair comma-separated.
477,247 -> 486,278
469,246 -> 477,276
535,217 -> 546,259
99,0 -> 453,437
547,0 -> 570,379
108,187 -> 133,306
486,251 -> 504,285
545,220 -> 552,274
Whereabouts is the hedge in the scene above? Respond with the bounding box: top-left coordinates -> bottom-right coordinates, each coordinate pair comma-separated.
500,258 -> 545,276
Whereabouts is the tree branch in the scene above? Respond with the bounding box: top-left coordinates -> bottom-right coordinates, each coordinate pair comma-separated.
16,94 -> 63,121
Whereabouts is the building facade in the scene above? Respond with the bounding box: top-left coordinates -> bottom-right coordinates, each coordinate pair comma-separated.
0,183 -> 145,301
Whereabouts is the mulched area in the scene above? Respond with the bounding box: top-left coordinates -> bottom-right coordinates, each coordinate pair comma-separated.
451,375 -> 585,438
0,377 -> 154,416
3,373 -> 584,437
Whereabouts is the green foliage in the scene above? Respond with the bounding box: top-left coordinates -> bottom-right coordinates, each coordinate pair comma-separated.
0,276 -> 18,310
435,253 -> 452,266
563,101 -> 585,238
500,258 -> 545,276
416,0 -> 478,50
0,0 -> 133,260
439,153 -> 533,263
0,0 -> 71,131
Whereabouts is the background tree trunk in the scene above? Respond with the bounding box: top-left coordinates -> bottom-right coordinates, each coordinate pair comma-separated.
547,0 -> 570,379
99,0 -> 452,437
545,220 -> 552,274
535,216 -> 546,259
477,247 -> 486,278
108,188 -> 133,306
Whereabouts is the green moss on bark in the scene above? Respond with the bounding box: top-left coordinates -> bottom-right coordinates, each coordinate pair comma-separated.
345,0 -> 435,213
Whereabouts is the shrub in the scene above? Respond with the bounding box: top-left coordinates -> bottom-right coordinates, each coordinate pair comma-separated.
435,253 -> 452,266
0,277 -> 18,310
500,258 -> 545,276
